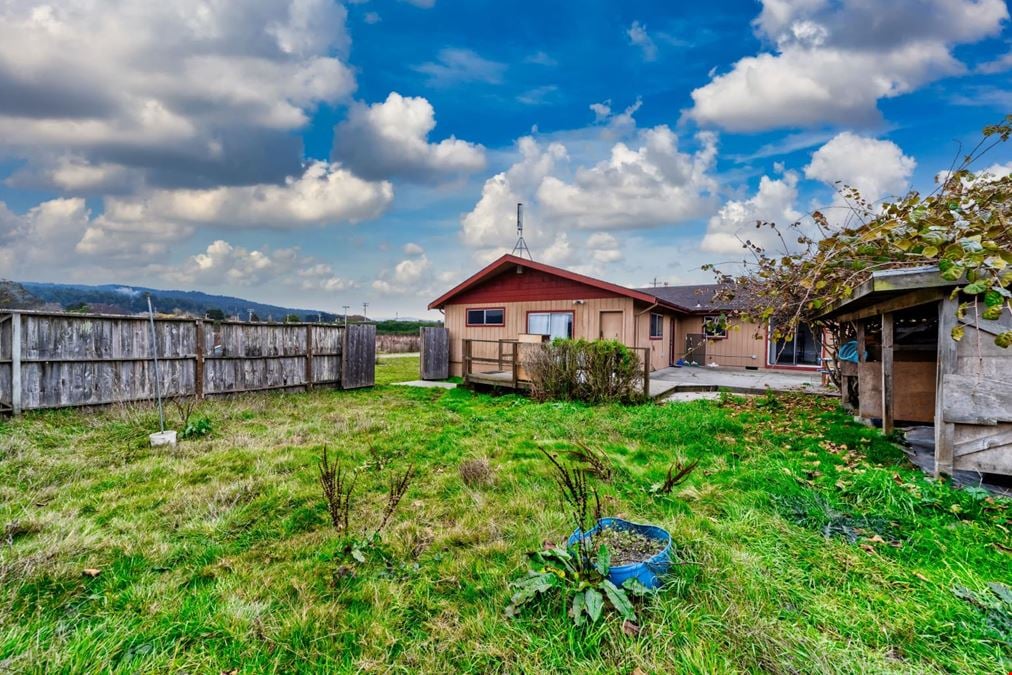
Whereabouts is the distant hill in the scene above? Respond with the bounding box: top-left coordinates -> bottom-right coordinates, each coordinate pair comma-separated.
0,280 -> 43,309
8,281 -> 344,322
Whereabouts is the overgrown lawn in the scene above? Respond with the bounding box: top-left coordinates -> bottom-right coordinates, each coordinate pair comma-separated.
1,358 -> 1008,673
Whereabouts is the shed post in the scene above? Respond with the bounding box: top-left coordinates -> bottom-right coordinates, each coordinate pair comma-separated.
934,297 -> 957,476
194,320 -> 205,400
880,312 -> 894,435
11,312 -> 21,415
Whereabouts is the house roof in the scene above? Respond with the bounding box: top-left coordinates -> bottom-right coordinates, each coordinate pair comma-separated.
427,254 -> 684,312
637,283 -> 749,313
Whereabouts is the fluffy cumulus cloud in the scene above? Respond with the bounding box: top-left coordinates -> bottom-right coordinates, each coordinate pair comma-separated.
332,92 -> 486,181
157,240 -> 356,291
804,132 -> 916,204
687,0 -> 1008,131
371,244 -> 441,295
460,105 -> 717,278
0,0 -> 355,191
701,171 -> 803,254
536,127 -> 718,230
0,162 -> 393,276
701,132 -> 916,255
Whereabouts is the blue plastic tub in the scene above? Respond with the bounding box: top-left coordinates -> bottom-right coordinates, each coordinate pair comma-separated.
567,517 -> 672,589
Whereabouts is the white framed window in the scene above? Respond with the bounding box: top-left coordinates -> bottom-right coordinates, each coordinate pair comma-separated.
527,311 -> 573,340
649,313 -> 664,339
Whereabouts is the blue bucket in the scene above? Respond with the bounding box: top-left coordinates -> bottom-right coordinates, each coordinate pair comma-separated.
567,517 -> 672,589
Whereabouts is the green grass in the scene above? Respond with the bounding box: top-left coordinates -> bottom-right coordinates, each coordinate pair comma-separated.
1,357 -> 1009,673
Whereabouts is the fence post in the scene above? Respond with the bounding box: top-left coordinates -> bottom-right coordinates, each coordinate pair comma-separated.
194,320 -> 205,400
511,344 -> 518,389
642,348 -> 649,400
11,312 -> 21,415
305,325 -> 314,390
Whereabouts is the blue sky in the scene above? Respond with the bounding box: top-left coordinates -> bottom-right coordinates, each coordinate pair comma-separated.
1,0 -> 1010,317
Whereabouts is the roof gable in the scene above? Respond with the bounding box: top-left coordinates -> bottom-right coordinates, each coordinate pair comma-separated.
428,254 -> 679,311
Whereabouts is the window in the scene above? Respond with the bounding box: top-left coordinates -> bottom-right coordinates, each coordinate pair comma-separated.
527,311 -> 573,340
768,321 -> 822,366
649,313 -> 664,339
703,315 -> 728,339
466,308 -> 504,326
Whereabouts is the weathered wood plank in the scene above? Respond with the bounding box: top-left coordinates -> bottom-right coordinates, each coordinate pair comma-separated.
935,296 -> 957,476
880,312 -> 894,435
11,312 -> 21,414
342,324 -> 376,389
941,373 -> 1012,425
420,327 -> 449,380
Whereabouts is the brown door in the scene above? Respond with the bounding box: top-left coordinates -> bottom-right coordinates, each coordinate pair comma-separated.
599,311 -> 624,341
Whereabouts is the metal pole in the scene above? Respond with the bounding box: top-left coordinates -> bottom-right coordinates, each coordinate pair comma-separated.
146,295 -> 165,433
342,305 -> 350,328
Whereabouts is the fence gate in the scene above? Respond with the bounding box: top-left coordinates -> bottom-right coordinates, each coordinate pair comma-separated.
342,324 -> 376,389
420,327 -> 449,380
685,333 -> 706,365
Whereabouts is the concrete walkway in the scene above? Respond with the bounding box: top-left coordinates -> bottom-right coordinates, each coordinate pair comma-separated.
392,380 -> 457,389
649,365 -> 835,400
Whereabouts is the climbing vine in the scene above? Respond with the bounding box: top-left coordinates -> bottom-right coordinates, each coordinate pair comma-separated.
706,117 -> 1012,381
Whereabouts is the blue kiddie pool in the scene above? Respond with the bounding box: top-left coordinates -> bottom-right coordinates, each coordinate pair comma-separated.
567,517 -> 672,589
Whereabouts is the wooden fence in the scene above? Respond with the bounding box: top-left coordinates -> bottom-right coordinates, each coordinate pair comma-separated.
0,311 -> 376,414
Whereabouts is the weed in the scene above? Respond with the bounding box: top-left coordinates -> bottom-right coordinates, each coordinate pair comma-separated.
649,458 -> 700,495
180,416 -> 213,440
563,441 -> 613,482
459,457 -> 494,487
318,446 -> 357,533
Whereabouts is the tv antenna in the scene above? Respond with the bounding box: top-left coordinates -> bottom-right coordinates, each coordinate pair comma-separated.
511,202 -> 533,260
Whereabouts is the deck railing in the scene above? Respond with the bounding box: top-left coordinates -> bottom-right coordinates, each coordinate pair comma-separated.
462,338 -> 651,398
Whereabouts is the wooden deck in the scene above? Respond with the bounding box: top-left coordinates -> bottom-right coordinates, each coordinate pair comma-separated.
461,338 -> 650,397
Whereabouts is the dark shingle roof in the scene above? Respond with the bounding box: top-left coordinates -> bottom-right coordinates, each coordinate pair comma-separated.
636,283 -> 747,313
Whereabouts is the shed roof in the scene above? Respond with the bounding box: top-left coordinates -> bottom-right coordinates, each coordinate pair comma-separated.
819,265 -> 956,319
427,254 -> 684,312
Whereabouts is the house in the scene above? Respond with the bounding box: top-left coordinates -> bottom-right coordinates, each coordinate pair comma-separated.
819,266 -> 1011,478
642,283 -> 825,371
427,255 -> 826,385
427,255 -> 685,381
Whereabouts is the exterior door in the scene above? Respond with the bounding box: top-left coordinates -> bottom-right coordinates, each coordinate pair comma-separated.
599,311 -> 624,341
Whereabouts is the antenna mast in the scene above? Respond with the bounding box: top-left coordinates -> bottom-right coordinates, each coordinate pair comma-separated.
511,202 -> 533,260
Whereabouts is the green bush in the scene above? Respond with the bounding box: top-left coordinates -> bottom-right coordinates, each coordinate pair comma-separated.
525,339 -> 644,404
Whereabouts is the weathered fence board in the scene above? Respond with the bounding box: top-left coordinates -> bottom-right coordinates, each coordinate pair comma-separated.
342,324 -> 376,389
420,327 -> 449,380
1,310 -> 375,413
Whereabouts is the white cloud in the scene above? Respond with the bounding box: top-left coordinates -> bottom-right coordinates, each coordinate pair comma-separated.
0,0 -> 356,190
701,132 -> 916,255
413,48 -> 506,87
372,245 -> 434,295
460,136 -> 568,254
0,162 -> 393,276
158,239 -> 356,291
627,21 -> 658,61
701,171 -> 803,254
804,132 -> 916,204
332,92 -> 485,181
536,127 -> 719,230
687,0 -> 1008,131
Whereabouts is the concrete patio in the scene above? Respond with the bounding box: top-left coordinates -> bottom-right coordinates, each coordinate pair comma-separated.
649,365 -> 836,400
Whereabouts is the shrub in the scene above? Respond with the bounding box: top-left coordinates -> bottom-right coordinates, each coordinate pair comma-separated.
180,416 -> 212,439
525,339 -> 644,404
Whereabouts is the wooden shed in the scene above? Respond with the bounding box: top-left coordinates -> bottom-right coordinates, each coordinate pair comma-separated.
822,266 -> 1012,478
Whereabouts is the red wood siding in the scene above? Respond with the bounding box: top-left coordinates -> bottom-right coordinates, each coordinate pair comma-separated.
451,268 -> 624,305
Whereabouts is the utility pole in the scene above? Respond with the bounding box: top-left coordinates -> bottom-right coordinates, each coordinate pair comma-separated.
362,302 -> 369,321
342,305 -> 350,328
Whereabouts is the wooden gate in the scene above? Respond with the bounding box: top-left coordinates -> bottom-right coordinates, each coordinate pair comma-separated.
341,324 -> 376,389
685,333 -> 706,365
420,327 -> 449,380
